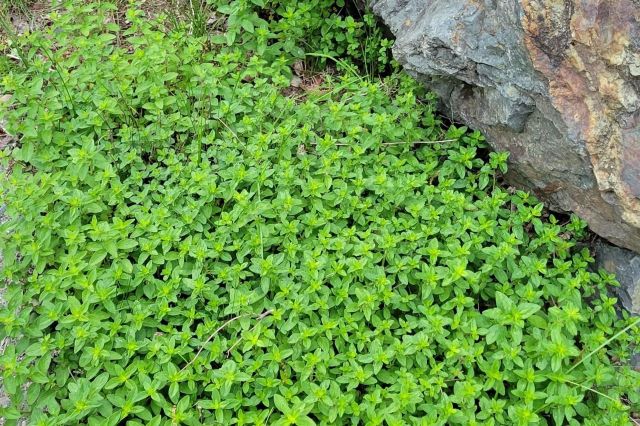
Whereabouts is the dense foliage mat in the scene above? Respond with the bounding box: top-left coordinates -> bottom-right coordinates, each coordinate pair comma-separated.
0,1 -> 639,425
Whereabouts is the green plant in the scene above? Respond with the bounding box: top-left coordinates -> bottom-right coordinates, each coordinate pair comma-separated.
211,0 -> 393,75
164,0 -> 217,37
1,0 -> 35,16
0,1 -> 638,425
0,4 -> 26,69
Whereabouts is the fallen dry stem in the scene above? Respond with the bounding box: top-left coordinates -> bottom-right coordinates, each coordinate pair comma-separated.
181,310 -> 274,371
333,139 -> 457,147
180,313 -> 250,372
382,139 -> 457,145
226,310 -> 273,357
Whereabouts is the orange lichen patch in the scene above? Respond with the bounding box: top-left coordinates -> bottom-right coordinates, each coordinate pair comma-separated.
523,0 -> 569,35
521,0 -> 573,59
564,47 -> 587,73
569,1 -> 633,66
523,37 -> 591,138
597,73 -> 639,111
621,127 -> 640,199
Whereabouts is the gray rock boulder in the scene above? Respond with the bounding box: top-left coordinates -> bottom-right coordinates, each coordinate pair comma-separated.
371,0 -> 640,253
595,242 -> 640,315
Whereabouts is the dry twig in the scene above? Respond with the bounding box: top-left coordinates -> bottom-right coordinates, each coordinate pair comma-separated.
226,310 -> 273,357
333,139 -> 457,147
180,313 -> 249,372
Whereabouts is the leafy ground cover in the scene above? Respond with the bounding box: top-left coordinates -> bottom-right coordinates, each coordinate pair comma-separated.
0,1 -> 639,425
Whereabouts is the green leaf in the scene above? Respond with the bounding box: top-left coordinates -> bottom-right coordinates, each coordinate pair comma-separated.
273,394 -> 290,414
518,303 -> 541,319
296,415 -> 316,426
494,292 -> 514,311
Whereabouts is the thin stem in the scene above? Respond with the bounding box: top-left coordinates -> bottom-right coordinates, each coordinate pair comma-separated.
562,379 -> 618,403
41,48 -> 76,115
180,314 -> 250,372
332,139 -> 457,147
226,310 -> 272,357
380,139 -> 457,146
257,176 -> 263,259
568,316 -> 640,373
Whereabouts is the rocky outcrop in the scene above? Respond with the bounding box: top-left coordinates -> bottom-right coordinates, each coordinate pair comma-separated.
371,0 -> 640,253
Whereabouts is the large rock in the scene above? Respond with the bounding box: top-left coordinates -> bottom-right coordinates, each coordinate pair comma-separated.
594,242 -> 640,370
595,242 -> 640,315
371,0 -> 640,253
